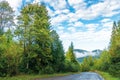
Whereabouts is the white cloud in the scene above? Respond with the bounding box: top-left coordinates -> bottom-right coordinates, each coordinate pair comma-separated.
33,0 -> 40,3
6,0 -> 22,13
48,0 -> 67,10
67,21 -> 84,28
75,51 -> 97,58
85,24 -> 99,32
102,21 -> 113,28
46,7 -> 55,17
57,26 -> 64,30
101,18 -> 112,23
58,21 -> 112,51
68,0 -> 83,6
67,13 -> 78,22
68,0 -> 86,10
68,27 -> 76,32
100,0 -> 120,17
50,14 -> 68,25
67,0 -> 120,20
47,0 -> 118,52
54,9 -> 70,15
74,22 -> 84,27
5,0 -> 119,54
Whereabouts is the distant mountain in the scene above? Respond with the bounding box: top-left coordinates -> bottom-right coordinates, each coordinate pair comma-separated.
74,49 -> 102,62
92,49 -> 102,54
74,49 -> 88,54
77,56 -> 89,62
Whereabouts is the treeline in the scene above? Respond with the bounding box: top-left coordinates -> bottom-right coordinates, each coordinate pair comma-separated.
0,1 -> 79,77
79,21 -> 120,78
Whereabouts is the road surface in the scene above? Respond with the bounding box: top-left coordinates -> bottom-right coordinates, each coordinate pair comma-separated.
34,72 -> 104,80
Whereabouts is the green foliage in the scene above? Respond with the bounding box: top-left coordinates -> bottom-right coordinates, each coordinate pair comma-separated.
64,61 -> 80,72
65,42 -> 80,72
0,1 -> 79,77
0,1 -> 21,76
108,21 -> 120,77
0,33 -> 23,76
94,50 -> 110,71
108,47 -> 120,77
97,71 -> 120,80
50,30 -> 65,72
92,21 -> 120,78
16,3 -> 53,74
80,56 -> 94,71
0,72 -> 79,80
0,0 -> 14,35
66,42 -> 78,63
16,3 -> 67,74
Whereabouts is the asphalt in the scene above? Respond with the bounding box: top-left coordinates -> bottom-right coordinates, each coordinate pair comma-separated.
74,72 -> 104,80
34,72 -> 104,80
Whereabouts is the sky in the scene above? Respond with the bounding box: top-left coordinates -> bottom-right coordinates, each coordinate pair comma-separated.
4,0 -> 120,51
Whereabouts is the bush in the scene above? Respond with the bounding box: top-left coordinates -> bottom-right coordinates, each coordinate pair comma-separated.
64,61 -> 80,72
40,65 -> 54,74
108,56 -> 120,77
70,63 -> 80,72
0,57 -> 7,77
80,63 -> 90,72
108,46 -> 120,78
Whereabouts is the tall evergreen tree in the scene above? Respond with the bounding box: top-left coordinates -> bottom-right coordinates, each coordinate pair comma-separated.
108,21 -> 120,77
66,42 -> 77,63
109,21 -> 117,56
65,42 -> 80,72
16,3 -> 52,73
50,30 -> 65,72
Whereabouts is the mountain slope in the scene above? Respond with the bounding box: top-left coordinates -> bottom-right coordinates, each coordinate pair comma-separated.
74,49 -> 102,62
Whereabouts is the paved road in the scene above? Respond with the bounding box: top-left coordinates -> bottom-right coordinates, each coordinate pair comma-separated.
35,72 -> 104,80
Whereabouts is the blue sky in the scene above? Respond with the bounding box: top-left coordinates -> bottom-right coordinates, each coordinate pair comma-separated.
6,0 -> 120,51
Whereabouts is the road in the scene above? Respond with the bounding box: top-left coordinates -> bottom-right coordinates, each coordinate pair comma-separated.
34,72 -> 104,80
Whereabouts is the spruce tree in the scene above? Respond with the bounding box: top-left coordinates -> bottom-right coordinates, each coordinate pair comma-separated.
66,42 -> 77,63
16,3 -> 52,73
108,21 -> 120,77
50,30 -> 65,72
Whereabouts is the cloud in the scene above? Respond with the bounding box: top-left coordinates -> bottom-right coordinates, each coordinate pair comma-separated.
74,22 -> 84,27
50,14 -> 68,25
68,0 -> 83,6
54,9 -> 70,15
68,27 -> 76,32
58,20 -> 113,51
6,0 -> 22,13
68,0 -> 86,10
46,0 -> 67,10
46,7 -> 55,17
85,24 -> 99,32
33,0 -> 40,3
101,18 -> 112,23
57,26 -> 64,30
67,0 -> 120,20
45,0 -> 118,51
102,0 -> 120,17
75,51 -> 98,58
6,0 -> 119,53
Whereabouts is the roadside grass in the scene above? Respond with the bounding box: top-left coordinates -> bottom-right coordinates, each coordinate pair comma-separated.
96,71 -> 120,80
0,72 -> 80,80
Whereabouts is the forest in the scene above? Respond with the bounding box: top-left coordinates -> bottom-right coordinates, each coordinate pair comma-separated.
0,0 -> 120,79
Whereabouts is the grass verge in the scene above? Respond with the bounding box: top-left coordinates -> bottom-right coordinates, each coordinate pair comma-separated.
96,71 -> 120,80
0,72 -> 80,80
